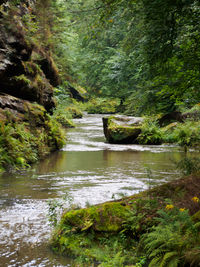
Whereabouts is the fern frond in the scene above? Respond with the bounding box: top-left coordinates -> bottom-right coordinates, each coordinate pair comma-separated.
149,247 -> 168,258
149,255 -> 162,267
160,251 -> 179,267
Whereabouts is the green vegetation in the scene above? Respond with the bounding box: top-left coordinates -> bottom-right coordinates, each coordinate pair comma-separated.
0,106 -> 66,172
85,98 -> 120,114
42,0 -> 200,116
0,1 -> 199,265
137,119 -> 164,145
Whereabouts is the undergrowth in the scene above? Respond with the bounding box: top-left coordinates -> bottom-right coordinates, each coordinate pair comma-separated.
84,98 -> 120,114
0,115 -> 66,172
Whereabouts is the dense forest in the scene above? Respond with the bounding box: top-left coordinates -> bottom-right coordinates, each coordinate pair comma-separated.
48,0 -> 200,114
0,0 -> 200,266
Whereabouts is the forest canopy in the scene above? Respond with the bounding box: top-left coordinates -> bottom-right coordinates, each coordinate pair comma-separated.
27,0 -> 200,115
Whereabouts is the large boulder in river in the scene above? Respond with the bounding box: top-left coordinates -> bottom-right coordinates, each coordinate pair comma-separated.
103,115 -> 144,144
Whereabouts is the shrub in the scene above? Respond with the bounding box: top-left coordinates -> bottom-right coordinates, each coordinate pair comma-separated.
65,106 -> 83,118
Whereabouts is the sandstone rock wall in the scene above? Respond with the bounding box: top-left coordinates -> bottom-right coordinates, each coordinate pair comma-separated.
0,0 -> 59,114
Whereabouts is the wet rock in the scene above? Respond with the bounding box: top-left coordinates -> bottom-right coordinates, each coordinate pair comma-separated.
103,115 -> 144,144
34,54 -> 60,87
68,83 -> 87,102
0,93 -> 47,126
158,111 -> 183,127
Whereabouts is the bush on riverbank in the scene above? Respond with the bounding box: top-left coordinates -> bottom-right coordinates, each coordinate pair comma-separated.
52,104 -> 75,128
50,173 -> 200,266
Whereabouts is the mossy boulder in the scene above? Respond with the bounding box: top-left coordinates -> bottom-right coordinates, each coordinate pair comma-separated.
51,201 -> 132,257
60,202 -> 130,233
103,115 -> 144,144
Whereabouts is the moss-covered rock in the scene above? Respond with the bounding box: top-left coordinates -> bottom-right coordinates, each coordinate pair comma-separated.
61,202 -> 130,233
103,115 -> 143,144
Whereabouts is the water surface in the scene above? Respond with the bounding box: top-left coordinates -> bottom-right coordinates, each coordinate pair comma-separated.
0,114 -> 192,266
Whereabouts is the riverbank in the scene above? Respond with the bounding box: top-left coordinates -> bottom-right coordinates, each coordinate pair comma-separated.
51,172 -> 200,266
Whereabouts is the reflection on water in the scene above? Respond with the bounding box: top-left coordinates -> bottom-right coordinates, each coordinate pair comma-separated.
0,114 -> 195,266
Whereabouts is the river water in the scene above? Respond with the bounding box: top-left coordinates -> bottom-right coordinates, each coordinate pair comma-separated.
0,114 -> 190,266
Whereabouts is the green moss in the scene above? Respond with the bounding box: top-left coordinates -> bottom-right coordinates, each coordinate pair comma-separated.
104,117 -> 142,144
0,102 -> 66,172
60,202 -> 130,233
23,61 -> 43,77
24,102 -> 46,126
108,123 -> 141,142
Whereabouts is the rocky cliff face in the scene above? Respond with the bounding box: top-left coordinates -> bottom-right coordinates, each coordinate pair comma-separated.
0,1 -> 65,171
0,0 -> 59,114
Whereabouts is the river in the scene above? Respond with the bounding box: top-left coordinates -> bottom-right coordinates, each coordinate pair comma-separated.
0,114 -> 189,266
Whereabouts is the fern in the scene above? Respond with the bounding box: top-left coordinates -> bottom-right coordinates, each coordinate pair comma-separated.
160,252 -> 179,267
142,206 -> 200,267
149,255 -> 162,267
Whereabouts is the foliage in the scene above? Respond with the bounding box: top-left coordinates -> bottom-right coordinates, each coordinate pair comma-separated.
165,121 -> 200,147
65,106 -> 83,119
85,98 -> 120,114
176,156 -> 200,176
52,0 -> 200,115
0,112 -> 66,172
137,118 -> 164,145
52,104 -> 75,128
0,122 -> 38,170
142,206 -> 200,267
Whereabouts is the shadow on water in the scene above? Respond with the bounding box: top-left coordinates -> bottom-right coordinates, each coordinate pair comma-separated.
0,114 -> 197,266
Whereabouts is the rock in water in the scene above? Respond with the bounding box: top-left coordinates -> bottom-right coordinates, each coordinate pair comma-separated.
102,115 -> 144,144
